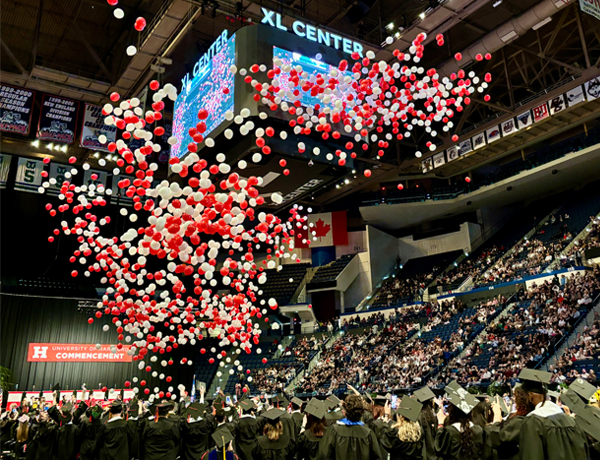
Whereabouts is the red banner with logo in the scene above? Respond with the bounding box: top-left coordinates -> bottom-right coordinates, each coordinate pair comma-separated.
27,343 -> 132,362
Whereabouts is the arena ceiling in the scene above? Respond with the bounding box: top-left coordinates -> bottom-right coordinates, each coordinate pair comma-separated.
2,0 -> 600,206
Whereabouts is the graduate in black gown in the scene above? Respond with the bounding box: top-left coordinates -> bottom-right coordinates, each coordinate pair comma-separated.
125,399 -> 141,460
201,429 -> 240,460
27,411 -> 58,460
486,387 -> 528,460
13,414 -> 32,460
296,399 -> 327,460
364,395 -> 389,441
95,401 -> 131,460
234,399 -> 260,460
517,369 -> 589,460
559,378 -> 600,460
252,408 -> 296,460
77,403 -> 103,460
434,384 -> 487,460
379,396 -> 425,460
180,402 -> 217,460
318,394 -> 383,460
212,408 -> 235,451
48,402 -> 81,460
290,397 -> 305,439
414,386 -> 439,460
140,402 -> 181,460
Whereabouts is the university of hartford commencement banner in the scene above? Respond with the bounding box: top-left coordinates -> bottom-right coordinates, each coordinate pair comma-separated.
0,84 -> 35,135
27,343 -> 133,363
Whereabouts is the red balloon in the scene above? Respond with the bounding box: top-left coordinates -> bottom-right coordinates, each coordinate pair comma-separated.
149,80 -> 160,91
71,270 -> 78,277
110,92 -> 120,102
197,109 -> 208,120
262,358 -> 267,364
364,169 -> 372,178
465,176 -> 471,183
454,52 -> 462,61
107,0 -> 118,4
134,17 -> 146,32
397,183 -> 404,190
452,134 -> 459,142
87,318 -> 93,324
69,156 -> 77,164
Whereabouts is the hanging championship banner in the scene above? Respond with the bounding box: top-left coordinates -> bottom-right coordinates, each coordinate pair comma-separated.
580,0 -> 600,21
83,169 -> 108,193
433,152 -> 445,168
0,84 -> 35,135
548,94 -> 566,115
446,145 -> 459,162
15,157 -> 43,193
80,104 -> 117,151
472,132 -> 486,150
0,154 -> 12,189
566,86 -> 585,106
37,94 -> 79,144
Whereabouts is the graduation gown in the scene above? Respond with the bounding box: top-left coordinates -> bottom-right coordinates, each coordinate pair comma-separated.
53,423 -> 80,460
140,417 -> 181,460
434,423 -> 487,460
77,417 -> 102,460
252,434 -> 295,460
296,430 -> 325,460
235,415 -> 260,460
95,417 -> 130,460
180,414 -> 217,460
201,449 -> 240,460
291,412 -> 304,439
26,422 -> 57,460
126,418 -> 141,460
324,410 -> 344,427
318,422 -> 383,460
379,425 -> 424,460
573,405 -> 600,460
485,415 -> 524,460
418,411 -> 439,460
519,402 -> 589,460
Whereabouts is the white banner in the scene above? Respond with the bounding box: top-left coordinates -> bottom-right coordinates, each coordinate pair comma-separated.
15,157 -> 43,192
580,0 -> 600,21
80,104 -> 117,152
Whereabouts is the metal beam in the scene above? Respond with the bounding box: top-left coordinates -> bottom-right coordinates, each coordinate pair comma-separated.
508,44 -> 583,74
502,49 -> 515,111
470,98 -> 513,114
574,6 -> 591,69
543,5 -> 571,56
30,0 -> 44,74
0,38 -> 27,76
46,0 -> 112,81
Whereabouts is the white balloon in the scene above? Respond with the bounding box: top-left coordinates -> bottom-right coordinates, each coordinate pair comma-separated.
114,8 -> 124,19
126,46 -> 137,56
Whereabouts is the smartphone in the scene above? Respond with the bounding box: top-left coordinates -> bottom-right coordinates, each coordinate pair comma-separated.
216,387 -> 220,394
226,396 -> 231,405
234,395 -> 238,403
391,395 -> 398,409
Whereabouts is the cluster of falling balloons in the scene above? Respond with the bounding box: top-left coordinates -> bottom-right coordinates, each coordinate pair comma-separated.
38,27 -> 493,399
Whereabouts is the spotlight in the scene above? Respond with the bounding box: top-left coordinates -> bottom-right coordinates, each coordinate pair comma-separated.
47,143 -> 54,150
60,145 -> 68,153
31,139 -> 40,148
386,22 -> 394,30
493,0 -> 502,6
419,11 -> 426,19
54,144 -> 61,151
352,169 -> 356,174
93,152 -> 100,158
344,179 -> 350,184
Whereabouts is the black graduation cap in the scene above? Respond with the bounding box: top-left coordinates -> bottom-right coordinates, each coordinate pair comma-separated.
185,402 -> 206,420
52,383 -> 61,392
373,395 -> 387,406
108,401 -> 123,414
214,395 -> 226,406
325,394 -> 341,409
518,369 -> 552,394
278,394 -> 289,408
560,390 -> 600,442
212,430 -> 234,449
445,385 -> 478,415
304,399 -> 326,420
413,386 -> 436,403
62,402 -> 73,412
547,390 -> 561,400
494,395 -> 510,416
239,400 -> 256,412
445,380 -> 461,392
291,397 -> 304,407
396,397 -> 422,422
262,408 -> 285,423
155,402 -> 172,415
474,395 -> 488,402
569,378 -> 598,401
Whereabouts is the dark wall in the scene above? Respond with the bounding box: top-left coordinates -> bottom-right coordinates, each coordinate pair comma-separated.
0,294 -> 194,393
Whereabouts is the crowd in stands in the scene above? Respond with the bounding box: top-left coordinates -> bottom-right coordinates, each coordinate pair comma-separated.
551,318 -> 599,384
433,272 -> 600,389
438,246 -> 503,288
372,274 -> 430,306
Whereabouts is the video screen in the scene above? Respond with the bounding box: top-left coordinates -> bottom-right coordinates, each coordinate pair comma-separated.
171,34 -> 236,159
273,46 -> 352,110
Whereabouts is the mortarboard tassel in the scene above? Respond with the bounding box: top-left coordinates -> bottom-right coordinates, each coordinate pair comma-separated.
154,407 -> 159,423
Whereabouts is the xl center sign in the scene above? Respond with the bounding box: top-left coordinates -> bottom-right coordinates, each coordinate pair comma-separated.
261,8 -> 364,57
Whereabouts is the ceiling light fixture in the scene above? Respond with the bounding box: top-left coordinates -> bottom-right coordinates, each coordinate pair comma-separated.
532,17 -> 552,30
46,143 -> 54,150
386,22 -> 394,30
419,12 -> 426,20
31,139 -> 40,148
493,0 -> 502,6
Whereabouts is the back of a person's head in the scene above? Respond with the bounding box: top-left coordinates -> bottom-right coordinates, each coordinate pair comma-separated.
307,414 -> 325,437
447,405 -> 479,460
264,421 -> 283,441
343,395 -> 365,423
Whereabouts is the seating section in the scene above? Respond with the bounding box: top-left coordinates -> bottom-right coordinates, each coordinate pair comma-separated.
310,254 -> 354,284
371,250 -> 462,308
552,318 -> 600,384
259,263 -> 311,306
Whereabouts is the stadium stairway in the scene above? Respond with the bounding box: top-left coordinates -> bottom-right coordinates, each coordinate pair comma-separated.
545,300 -> 600,369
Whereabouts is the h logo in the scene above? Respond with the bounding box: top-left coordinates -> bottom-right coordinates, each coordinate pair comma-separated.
32,346 -> 48,359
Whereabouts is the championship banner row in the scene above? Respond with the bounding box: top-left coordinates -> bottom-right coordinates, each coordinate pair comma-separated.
421,76 -> 600,173
5,389 -> 136,409
0,84 -> 118,151
0,153 -> 137,205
